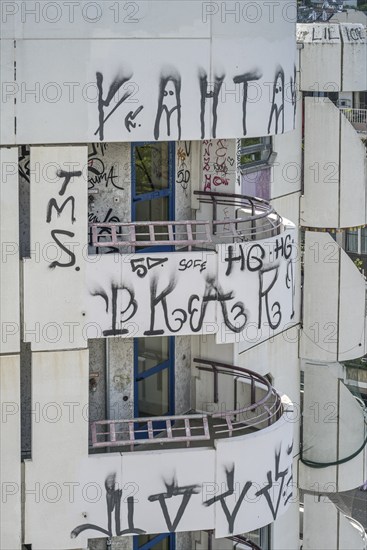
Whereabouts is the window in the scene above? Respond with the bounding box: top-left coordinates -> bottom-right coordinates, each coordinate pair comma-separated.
239,136 -> 271,169
131,142 -> 175,251
134,533 -> 175,550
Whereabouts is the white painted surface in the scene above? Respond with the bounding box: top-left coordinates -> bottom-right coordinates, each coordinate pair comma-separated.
301,98 -> 340,228
339,113 -> 367,228
300,363 -> 366,492
0,148 -> 20,353
338,247 -> 366,361
303,495 -> 367,550
301,233 -> 339,362
23,146 -> 88,350
24,395 -> 293,549
297,24 -> 342,91
82,227 -> 299,345
0,355 -> 21,550
1,1 -> 297,144
0,41 -> 15,144
24,349 -> 89,548
214,410 -> 294,537
298,23 -> 366,92
340,24 -> 367,91
217,226 -> 299,347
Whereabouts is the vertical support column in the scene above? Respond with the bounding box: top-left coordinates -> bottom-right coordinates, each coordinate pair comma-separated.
0,356 -> 21,549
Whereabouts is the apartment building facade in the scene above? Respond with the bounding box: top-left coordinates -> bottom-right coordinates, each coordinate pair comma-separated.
0,2 -> 366,550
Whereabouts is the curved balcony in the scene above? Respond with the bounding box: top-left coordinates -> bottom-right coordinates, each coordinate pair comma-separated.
340,108 -> 367,135
24,351 -> 294,548
90,192 -> 283,251
90,361 -> 283,451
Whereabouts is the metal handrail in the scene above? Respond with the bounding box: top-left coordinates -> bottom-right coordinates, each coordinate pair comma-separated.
89,191 -> 283,249
90,361 -> 283,451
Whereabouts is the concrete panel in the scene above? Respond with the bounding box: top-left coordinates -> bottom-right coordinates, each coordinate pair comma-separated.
0,147 -> 20,353
88,142 -> 131,255
271,99 -> 302,199
303,495 -> 338,550
217,225 -> 299,348
0,355 -> 21,550
301,98 -> 340,228
337,380 -> 366,491
297,24 -> 342,91
11,2 -> 297,144
0,1 -> 211,39
24,349 -> 89,548
214,411 -> 294,537
339,113 -> 367,228
175,141 -> 194,222
302,364 -> 339,469
24,403 -> 293,549
338,247 -> 366,361
340,24 -> 367,91
0,40 -> 16,144
23,146 -> 88,350
301,232 -> 339,361
200,139 -> 238,194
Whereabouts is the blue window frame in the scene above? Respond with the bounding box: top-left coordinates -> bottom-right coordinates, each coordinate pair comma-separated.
133,533 -> 176,550
131,142 -> 175,252
134,336 -> 175,436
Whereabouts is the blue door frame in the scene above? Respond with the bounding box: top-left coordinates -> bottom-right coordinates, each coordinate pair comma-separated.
133,533 -> 176,550
131,142 -> 175,252
133,337 -> 175,421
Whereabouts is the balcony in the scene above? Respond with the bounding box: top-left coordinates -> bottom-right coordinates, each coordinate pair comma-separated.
340,108 -> 367,135
89,192 -> 283,251
90,360 -> 283,452
84,192 -> 298,346
24,352 -> 294,549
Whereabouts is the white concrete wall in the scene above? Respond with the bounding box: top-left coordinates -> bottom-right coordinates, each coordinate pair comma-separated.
0,355 -> 21,550
24,400 -> 293,549
300,363 -> 366,493
301,231 -> 367,362
0,147 -> 20,353
1,1 -> 297,145
303,495 -> 367,550
339,113 -> 367,228
297,23 -> 366,92
23,146 -> 88,350
301,98 -> 340,228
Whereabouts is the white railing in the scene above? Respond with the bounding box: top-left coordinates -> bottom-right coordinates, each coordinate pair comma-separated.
340,108 -> 367,133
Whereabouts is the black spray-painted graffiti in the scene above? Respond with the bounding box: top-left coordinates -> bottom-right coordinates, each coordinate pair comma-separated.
176,142 -> 191,197
71,473 -> 145,539
70,443 -> 293,539
268,67 -> 285,135
94,65 -> 293,141
91,283 -> 138,336
255,442 -> 294,520
233,70 -> 262,136
148,477 -> 200,532
199,70 -> 225,140
88,145 -> 124,191
204,465 -> 252,533
46,169 -> 82,269
154,70 -> 182,140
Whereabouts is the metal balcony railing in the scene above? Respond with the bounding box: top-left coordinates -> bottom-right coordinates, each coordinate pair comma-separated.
90,361 -> 283,451
340,108 -> 367,134
89,191 -> 283,250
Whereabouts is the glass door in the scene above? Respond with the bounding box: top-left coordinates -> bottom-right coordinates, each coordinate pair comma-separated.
131,142 -> 175,251
134,336 -> 175,437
